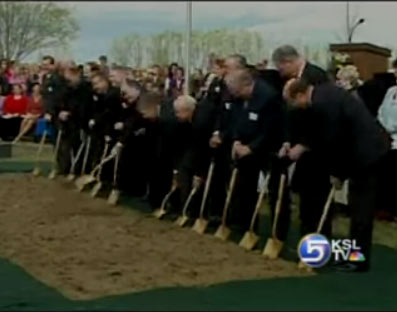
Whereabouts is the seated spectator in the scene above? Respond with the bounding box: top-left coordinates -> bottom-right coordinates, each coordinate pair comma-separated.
3,84 -> 28,116
13,83 -> 43,144
0,84 -> 28,141
336,65 -> 363,100
0,85 -> 5,114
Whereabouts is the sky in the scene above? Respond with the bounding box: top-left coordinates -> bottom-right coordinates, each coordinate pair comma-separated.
38,1 -> 397,64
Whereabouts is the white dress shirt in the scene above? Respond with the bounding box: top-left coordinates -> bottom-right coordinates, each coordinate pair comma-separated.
378,86 -> 397,150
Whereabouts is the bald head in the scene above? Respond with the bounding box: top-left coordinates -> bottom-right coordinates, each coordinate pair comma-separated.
225,69 -> 254,99
174,95 -> 197,123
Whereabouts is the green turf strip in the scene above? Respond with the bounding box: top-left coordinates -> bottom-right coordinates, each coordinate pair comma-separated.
0,161 -> 396,311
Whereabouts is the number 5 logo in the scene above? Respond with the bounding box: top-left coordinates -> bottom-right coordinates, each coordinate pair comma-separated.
298,234 -> 332,268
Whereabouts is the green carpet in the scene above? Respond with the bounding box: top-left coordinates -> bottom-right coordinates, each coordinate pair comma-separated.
0,161 -> 396,311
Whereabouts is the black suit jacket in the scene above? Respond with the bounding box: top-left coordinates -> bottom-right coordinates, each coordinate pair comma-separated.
232,78 -> 284,157
286,62 -> 330,145
303,83 -> 389,179
173,100 -> 216,177
41,71 -> 68,116
61,81 -> 92,130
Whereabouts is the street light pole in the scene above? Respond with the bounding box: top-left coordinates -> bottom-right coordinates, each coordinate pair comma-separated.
184,1 -> 192,95
348,18 -> 365,43
346,1 -> 350,42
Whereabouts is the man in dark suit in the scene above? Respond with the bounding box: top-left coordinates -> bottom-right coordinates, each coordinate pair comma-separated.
285,78 -> 389,272
87,73 -> 121,178
225,69 -> 285,231
171,95 -> 216,216
41,55 -> 67,121
207,55 -> 247,220
56,66 -> 93,175
272,45 -> 332,238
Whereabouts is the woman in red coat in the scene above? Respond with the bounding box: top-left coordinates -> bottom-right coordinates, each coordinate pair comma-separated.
13,83 -> 43,144
1,83 -> 28,141
2,84 -> 28,116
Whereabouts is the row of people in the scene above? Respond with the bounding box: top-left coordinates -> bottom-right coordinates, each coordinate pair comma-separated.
39,47 -> 391,273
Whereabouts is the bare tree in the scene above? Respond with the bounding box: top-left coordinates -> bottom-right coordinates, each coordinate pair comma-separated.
0,1 -> 79,60
110,33 -> 145,67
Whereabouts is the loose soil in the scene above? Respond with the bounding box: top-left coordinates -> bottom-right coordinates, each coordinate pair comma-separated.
0,174 -> 311,300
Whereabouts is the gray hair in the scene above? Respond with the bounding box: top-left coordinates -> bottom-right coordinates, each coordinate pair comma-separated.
174,95 -> 197,112
272,45 -> 300,63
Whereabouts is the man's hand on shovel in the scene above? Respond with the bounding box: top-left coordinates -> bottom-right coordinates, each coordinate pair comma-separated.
233,141 -> 252,159
111,142 -> 123,156
330,176 -> 344,190
192,175 -> 203,190
209,132 -> 222,149
287,144 -> 309,162
278,142 -> 291,158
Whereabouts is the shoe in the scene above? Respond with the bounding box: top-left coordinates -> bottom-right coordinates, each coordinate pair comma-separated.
331,261 -> 369,273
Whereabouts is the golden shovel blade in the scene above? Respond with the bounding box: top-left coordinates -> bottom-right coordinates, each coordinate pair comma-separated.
32,167 -> 41,177
107,189 -> 120,206
263,238 -> 284,260
175,215 -> 189,227
192,218 -> 209,235
75,175 -> 96,191
298,261 -> 314,273
48,170 -> 57,180
90,182 -> 102,198
214,225 -> 231,241
66,173 -> 76,182
153,208 -> 167,219
239,231 -> 259,251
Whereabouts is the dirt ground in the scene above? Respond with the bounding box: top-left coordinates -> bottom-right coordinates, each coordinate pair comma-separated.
0,174 -> 311,301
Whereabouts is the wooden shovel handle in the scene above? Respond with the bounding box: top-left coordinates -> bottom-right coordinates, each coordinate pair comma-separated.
249,173 -> 270,232
181,186 -> 198,217
70,140 -> 86,174
271,174 -> 286,239
51,129 -> 63,170
35,130 -> 47,164
221,168 -> 238,226
316,186 -> 336,234
81,136 -> 91,175
198,160 -> 215,219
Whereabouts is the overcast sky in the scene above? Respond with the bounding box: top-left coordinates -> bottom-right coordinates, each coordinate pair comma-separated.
45,1 -> 397,63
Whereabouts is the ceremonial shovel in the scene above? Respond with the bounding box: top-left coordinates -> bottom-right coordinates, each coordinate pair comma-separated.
80,135 -> 92,176
263,174 -> 287,259
48,129 -> 63,180
192,160 -> 215,234
214,167 -> 238,241
66,139 -> 86,181
75,141 -> 110,192
298,185 -> 336,272
239,173 -> 271,251
153,171 -> 178,219
107,144 -> 122,206
175,183 -> 200,227
32,130 -> 48,177
90,141 -> 110,197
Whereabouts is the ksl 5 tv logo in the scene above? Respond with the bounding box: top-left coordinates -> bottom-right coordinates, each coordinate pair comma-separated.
298,234 -> 366,268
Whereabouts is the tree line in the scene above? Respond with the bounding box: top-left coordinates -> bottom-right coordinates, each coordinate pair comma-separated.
109,29 -> 332,69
